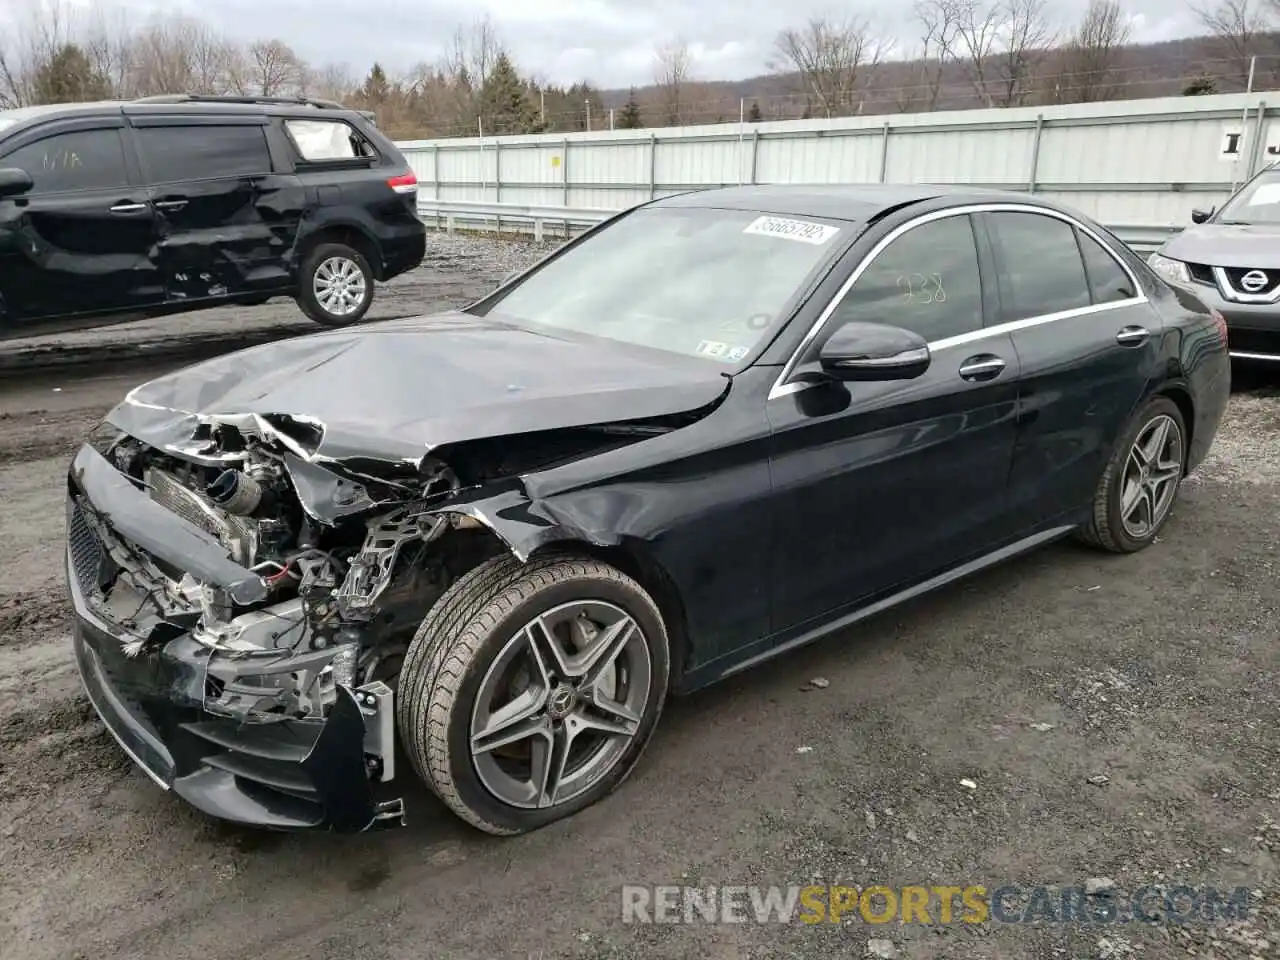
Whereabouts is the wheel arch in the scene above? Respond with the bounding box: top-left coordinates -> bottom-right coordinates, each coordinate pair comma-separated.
424,497 -> 694,692
297,221 -> 384,279
1149,380 -> 1196,474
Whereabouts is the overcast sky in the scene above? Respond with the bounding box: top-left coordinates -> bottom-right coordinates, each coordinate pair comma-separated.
14,0 -> 1212,90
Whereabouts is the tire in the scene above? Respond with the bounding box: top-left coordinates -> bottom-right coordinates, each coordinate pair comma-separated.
295,242 -> 374,327
397,554 -> 670,835
1076,395 -> 1188,553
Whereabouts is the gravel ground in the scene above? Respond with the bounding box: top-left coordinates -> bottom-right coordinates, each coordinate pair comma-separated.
1,237 -> 1279,960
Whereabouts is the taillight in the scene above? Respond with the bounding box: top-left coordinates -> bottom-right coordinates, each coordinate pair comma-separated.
387,171 -> 417,195
1211,308 -> 1228,342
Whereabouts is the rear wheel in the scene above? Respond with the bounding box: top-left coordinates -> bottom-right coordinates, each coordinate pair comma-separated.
1077,395 -> 1187,553
296,242 -> 374,327
397,555 -> 670,835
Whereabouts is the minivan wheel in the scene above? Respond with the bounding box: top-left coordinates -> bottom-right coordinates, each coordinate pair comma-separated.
397,554 -> 670,836
297,242 -> 374,326
1077,395 -> 1187,553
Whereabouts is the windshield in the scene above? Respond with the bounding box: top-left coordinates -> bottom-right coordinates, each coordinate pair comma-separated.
473,205 -> 849,365
1218,168 -> 1280,223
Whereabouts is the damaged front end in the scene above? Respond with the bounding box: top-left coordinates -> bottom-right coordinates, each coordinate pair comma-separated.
66,413 -> 502,833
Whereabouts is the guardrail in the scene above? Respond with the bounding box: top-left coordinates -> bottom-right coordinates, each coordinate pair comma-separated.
417,198 -> 1182,254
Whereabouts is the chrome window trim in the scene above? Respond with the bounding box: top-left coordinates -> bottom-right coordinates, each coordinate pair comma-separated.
767,201 -> 1149,401
1211,266 -> 1280,304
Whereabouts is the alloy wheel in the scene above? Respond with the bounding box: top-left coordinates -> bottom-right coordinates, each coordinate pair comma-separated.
312,256 -> 367,317
1119,413 -> 1183,539
469,599 -> 652,810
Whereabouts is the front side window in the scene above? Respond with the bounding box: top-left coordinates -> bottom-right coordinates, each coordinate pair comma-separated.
828,214 -> 984,343
136,124 -> 272,183
2,128 -> 129,193
473,206 -> 847,364
987,211 -> 1091,319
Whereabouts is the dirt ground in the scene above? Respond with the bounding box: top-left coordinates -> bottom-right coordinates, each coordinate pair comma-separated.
2,242 -> 1280,960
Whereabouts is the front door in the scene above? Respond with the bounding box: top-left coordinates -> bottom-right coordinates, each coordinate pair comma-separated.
767,211 -> 1021,635
0,123 -> 161,329
977,209 -> 1165,530
131,118 -> 290,303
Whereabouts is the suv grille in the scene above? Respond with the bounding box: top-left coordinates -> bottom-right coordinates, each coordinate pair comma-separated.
1218,266 -> 1280,298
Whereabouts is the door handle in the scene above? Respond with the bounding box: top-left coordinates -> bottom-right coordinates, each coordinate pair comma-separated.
153,200 -> 187,211
109,201 -> 149,214
1115,325 -> 1150,346
958,354 -> 1006,381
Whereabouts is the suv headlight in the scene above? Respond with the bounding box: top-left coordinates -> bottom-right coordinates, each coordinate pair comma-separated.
1148,253 -> 1191,285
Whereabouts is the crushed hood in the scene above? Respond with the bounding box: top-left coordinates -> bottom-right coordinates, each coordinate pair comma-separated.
1162,222 -> 1280,269
106,311 -> 732,467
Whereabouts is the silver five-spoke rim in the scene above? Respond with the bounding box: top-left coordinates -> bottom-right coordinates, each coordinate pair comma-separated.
469,600 -> 652,810
313,256 -> 366,316
1120,413 -> 1183,539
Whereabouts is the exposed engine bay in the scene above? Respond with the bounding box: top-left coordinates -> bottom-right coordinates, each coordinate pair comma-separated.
86,419 -> 506,729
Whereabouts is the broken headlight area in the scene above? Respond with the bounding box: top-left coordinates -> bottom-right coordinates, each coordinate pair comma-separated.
101,422 -> 487,708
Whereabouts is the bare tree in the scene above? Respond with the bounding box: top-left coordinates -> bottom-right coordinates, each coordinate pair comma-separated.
246,39 -> 303,96
1053,0 -> 1130,102
771,15 -> 888,117
442,14 -> 503,89
900,0 -> 963,111
953,0 -> 1053,107
129,14 -> 237,96
1192,0 -> 1278,88
305,62 -> 355,102
653,37 -> 694,125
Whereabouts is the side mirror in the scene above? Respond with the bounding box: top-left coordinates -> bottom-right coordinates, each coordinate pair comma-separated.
1191,207 -> 1213,224
818,321 -> 930,381
0,168 -> 32,199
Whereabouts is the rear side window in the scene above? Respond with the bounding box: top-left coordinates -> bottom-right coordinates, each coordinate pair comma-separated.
136,124 -> 272,183
830,214 -> 985,343
987,212 -> 1091,319
1078,231 -> 1137,303
2,128 -> 128,193
285,119 -> 375,161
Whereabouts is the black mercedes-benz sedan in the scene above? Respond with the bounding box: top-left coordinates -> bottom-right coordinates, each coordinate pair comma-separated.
64,184 -> 1230,837
1149,161 -> 1280,362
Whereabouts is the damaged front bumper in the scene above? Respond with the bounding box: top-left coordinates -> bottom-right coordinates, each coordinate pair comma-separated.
66,443 -> 406,833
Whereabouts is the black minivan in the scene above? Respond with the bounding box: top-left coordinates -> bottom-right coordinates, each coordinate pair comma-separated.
0,95 -> 426,337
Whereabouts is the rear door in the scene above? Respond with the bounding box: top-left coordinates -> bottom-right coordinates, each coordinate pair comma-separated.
978,207 -> 1161,531
130,116 -> 295,302
0,119 -> 161,328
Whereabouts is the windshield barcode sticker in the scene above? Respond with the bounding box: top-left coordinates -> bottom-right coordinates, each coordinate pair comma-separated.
743,215 -> 840,245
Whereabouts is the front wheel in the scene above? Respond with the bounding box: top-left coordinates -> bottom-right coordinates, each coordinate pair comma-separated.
396,555 -> 671,835
296,242 -> 374,326
1077,395 -> 1187,553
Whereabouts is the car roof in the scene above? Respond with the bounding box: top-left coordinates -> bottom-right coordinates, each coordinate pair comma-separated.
0,98 -> 371,137
649,183 -> 1036,223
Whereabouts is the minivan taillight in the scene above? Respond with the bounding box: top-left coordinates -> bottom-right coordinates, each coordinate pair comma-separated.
387,172 -> 417,195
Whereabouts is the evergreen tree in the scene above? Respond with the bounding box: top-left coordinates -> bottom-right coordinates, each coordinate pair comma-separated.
479,53 -> 537,134
618,88 -> 643,129
360,63 -> 391,106
747,101 -> 762,122
32,44 -> 110,104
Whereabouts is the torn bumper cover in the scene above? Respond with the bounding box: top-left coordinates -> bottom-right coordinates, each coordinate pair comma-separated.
66,444 -> 404,832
